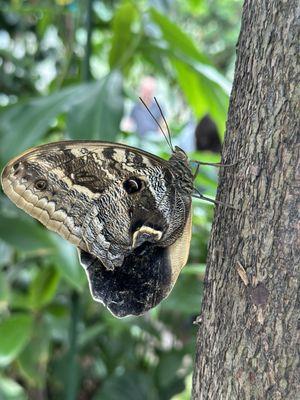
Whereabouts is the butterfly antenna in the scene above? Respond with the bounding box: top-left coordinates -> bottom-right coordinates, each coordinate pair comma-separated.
154,97 -> 174,152
139,97 -> 173,151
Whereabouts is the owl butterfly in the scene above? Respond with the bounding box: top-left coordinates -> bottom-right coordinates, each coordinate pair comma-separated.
1,102 -> 228,317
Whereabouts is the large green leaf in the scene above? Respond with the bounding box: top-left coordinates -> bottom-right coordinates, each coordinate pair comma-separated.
150,8 -> 210,64
0,214 -> 54,252
0,85 -> 87,164
67,71 -> 124,141
137,40 -> 167,75
29,266 -> 60,309
0,212 -> 85,291
0,73 -> 124,165
173,58 -> 208,117
149,8 -> 230,135
50,234 -> 86,291
0,314 -> 34,366
172,58 -> 228,135
109,1 -> 139,70
185,57 -> 231,95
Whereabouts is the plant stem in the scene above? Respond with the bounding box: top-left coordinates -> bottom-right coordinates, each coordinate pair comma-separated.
83,0 -> 93,81
65,3 -> 93,397
66,291 -> 80,400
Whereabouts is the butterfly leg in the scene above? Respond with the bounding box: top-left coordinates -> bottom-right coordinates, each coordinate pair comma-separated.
193,188 -> 237,209
192,160 -> 239,168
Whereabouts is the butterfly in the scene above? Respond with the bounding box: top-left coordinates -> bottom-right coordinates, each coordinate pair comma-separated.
0,101 -> 230,317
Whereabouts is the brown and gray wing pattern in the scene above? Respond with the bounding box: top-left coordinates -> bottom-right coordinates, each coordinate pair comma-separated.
1,141 -> 165,255
1,140 -> 193,316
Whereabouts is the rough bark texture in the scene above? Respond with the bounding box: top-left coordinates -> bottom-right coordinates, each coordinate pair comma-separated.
192,1 -> 299,399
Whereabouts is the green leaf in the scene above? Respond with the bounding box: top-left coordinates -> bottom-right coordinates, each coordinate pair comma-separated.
0,314 -> 34,366
0,268 -> 10,310
150,7 -> 210,64
94,371 -> 158,400
67,72 -> 124,141
0,213 -> 54,252
185,57 -> 231,95
0,76 -> 124,165
0,375 -> 27,400
17,319 -> 50,387
137,41 -> 167,75
29,266 -> 60,309
172,374 -> 192,400
172,58 -> 228,135
50,234 -> 86,291
0,240 -> 13,267
172,58 -> 208,116
156,351 -> 183,388
181,264 -> 206,276
149,9 -> 230,135
78,323 -> 106,348
154,350 -> 186,398
161,275 -> 203,314
0,212 -> 85,292
43,304 -> 69,342
190,151 -> 221,164
0,84 -> 87,164
109,1 -> 139,70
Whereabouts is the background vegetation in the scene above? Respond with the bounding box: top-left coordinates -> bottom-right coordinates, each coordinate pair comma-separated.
0,0 -> 242,399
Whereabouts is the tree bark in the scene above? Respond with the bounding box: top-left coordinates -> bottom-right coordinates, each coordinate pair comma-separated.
192,1 -> 299,399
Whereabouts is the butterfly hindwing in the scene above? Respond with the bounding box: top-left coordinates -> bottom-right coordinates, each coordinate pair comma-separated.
79,209 -> 191,317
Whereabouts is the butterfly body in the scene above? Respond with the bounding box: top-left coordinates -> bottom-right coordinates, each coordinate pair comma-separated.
1,141 -> 194,317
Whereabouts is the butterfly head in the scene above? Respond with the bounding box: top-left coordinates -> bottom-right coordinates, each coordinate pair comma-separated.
168,146 -> 194,194
172,146 -> 189,162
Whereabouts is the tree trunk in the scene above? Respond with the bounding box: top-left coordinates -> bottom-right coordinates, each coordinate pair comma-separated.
192,1 -> 299,399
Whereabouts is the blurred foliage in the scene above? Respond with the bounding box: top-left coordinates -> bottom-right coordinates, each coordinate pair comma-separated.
0,0 -> 242,399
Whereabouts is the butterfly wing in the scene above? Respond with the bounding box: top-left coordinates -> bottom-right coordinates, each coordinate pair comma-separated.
1,140 -> 192,316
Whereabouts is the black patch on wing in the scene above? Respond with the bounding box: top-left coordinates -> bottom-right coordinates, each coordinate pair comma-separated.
102,147 -> 116,159
79,245 -> 172,317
